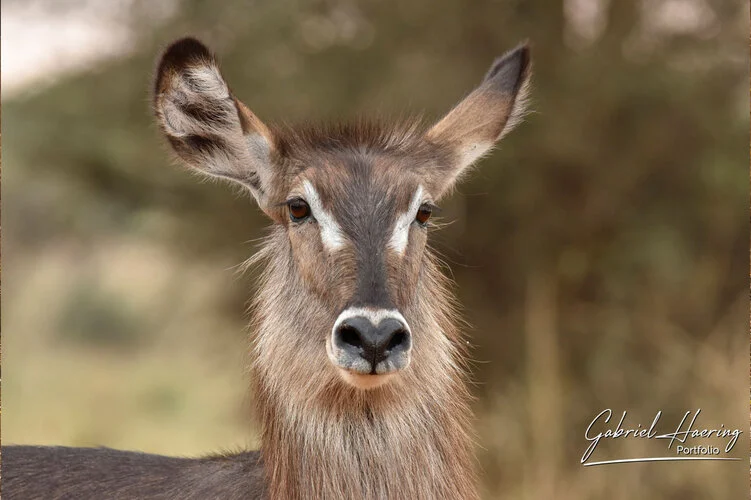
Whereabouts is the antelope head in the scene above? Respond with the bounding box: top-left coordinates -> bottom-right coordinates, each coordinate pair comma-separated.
153,38 -> 531,393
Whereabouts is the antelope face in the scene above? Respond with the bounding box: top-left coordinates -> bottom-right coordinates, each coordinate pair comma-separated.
281,155 -> 438,389
154,38 -> 531,391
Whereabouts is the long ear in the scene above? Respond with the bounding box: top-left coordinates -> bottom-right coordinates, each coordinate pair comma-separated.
153,38 -> 277,213
425,43 -> 532,199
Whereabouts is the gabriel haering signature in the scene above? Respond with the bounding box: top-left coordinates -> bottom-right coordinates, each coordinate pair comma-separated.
582,409 -> 742,466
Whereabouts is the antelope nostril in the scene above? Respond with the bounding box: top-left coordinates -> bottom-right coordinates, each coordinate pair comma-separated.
387,330 -> 409,351
331,313 -> 412,375
339,325 -> 363,349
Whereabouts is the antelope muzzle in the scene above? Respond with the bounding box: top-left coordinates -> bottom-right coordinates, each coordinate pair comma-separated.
327,308 -> 412,389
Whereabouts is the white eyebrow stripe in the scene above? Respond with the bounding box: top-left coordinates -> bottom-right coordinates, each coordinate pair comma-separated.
303,180 -> 345,251
388,185 -> 424,255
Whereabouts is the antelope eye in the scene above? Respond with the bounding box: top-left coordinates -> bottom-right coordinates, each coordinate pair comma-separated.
287,198 -> 311,222
415,204 -> 432,226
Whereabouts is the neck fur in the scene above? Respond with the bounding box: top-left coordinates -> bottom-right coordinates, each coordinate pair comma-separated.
248,228 -> 477,499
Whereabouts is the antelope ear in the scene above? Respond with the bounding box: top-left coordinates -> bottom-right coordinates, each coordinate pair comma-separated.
153,37 -> 277,213
425,43 -> 532,199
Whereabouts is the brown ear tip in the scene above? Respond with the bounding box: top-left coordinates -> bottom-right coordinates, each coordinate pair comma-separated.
483,41 -> 533,92
154,37 -> 214,96
159,37 -> 213,71
514,45 -> 532,84
516,41 -> 532,71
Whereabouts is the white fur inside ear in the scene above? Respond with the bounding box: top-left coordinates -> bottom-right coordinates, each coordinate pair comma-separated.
184,65 -> 229,99
161,99 -> 196,137
303,180 -> 346,251
389,185 -> 424,255
158,64 -> 236,138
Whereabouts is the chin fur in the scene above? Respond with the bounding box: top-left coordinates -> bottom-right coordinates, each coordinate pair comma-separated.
338,369 -> 395,390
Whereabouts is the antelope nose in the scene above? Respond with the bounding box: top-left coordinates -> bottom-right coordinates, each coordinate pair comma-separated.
333,316 -> 411,374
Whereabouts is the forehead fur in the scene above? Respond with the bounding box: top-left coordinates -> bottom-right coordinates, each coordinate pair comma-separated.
271,118 -> 452,163
270,118 -> 455,207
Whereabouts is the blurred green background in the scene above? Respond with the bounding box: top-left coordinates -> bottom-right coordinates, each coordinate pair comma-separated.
2,0 -> 748,498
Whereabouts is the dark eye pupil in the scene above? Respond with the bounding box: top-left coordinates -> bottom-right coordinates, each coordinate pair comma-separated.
289,200 -> 310,220
416,205 -> 432,225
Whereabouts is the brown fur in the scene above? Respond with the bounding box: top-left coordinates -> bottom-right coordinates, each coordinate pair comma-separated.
249,230 -> 476,499
241,139 -> 476,496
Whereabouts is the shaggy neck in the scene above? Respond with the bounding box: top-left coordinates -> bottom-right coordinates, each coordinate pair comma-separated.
257,387 -> 477,499
249,229 -> 477,499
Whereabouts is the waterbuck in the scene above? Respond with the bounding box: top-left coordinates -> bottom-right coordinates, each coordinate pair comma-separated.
2,37 -> 531,499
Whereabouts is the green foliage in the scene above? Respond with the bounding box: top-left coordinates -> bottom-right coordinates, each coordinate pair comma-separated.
57,278 -> 141,350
